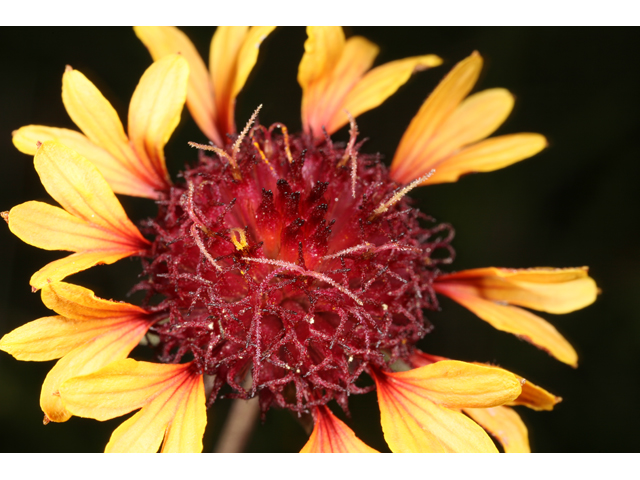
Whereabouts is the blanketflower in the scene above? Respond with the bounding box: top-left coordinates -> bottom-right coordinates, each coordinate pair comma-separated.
1,26 -> 598,453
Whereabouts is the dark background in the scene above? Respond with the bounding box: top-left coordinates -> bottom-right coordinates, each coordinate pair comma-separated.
0,27 -> 638,452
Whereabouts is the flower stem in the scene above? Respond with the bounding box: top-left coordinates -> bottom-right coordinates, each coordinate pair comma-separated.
214,396 -> 260,453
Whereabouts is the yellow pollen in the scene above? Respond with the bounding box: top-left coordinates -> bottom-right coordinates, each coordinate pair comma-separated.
230,227 -> 248,251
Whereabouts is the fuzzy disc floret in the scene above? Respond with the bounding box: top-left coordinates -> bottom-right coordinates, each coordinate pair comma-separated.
138,123 -> 455,413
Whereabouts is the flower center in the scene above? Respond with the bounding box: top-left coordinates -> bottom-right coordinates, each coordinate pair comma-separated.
139,123 -> 455,412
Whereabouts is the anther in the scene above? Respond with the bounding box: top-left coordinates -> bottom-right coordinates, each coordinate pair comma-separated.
229,227 -> 249,251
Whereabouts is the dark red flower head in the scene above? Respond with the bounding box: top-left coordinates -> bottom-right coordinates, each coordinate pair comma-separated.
140,121 -> 454,413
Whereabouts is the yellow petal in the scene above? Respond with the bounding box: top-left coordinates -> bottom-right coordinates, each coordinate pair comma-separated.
41,316 -> 151,423
160,372 -> 206,453
134,26 -> 221,145
128,54 -> 188,192
209,26 -> 248,137
336,54 -> 442,134
300,406 -> 378,453
105,390 -> 168,453
34,142 -> 147,244
106,368 -> 205,453
0,282 -> 150,363
29,251 -> 138,291
464,406 -> 530,453
435,282 -> 578,366
41,281 -> 148,321
62,67 -> 160,196
374,365 -> 508,452
209,26 -> 275,137
422,133 -> 548,185
383,360 -> 522,409
391,52 -> 483,182
412,88 -> 514,172
307,36 -> 379,137
436,267 -> 598,314
511,379 -> 562,411
9,201 -> 138,253
231,27 -> 276,102
0,316 -> 82,361
60,359 -> 205,453
479,365 -> 562,412
409,349 -> 562,412
8,142 -> 148,289
61,359 -> 188,419
299,26 -> 346,136
298,26 -> 346,89
12,125 -> 154,198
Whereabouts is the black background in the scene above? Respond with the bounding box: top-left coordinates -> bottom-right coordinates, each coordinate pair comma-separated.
0,27 -> 638,452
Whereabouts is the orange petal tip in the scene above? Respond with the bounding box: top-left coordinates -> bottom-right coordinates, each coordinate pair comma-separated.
1,211 -> 8,223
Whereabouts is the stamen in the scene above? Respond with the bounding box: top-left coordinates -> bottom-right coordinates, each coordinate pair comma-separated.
268,123 -> 293,163
189,141 -> 238,172
252,141 -> 275,173
337,111 -> 359,168
190,224 -> 222,271
233,105 -> 263,160
322,241 -> 422,261
184,182 -> 211,234
1,211 -> 8,224
322,242 -> 373,260
369,170 -> 435,220
350,147 -> 358,199
334,113 -> 360,198
244,256 -> 363,306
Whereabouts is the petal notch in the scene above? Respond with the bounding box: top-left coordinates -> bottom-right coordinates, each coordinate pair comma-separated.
391,52 -> 546,185
8,142 -> 149,289
435,267 -> 598,366
60,359 -> 206,453
299,26 -> 441,139
373,361 -> 521,452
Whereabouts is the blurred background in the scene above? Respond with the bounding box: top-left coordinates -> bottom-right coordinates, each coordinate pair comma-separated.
0,27 -> 638,452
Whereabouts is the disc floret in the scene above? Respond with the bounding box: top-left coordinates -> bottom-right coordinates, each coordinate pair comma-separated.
139,122 -> 454,413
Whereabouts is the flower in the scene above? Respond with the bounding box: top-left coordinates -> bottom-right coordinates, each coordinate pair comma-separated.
0,26 -> 598,453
